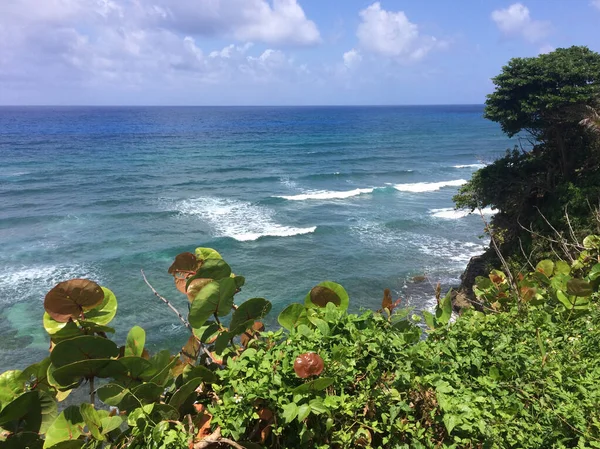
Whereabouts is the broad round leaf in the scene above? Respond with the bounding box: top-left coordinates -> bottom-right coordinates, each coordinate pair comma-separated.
44,279 -> 104,323
83,287 -> 117,326
567,279 -> 594,297
186,278 -> 212,302
52,360 -> 124,387
230,298 -> 272,331
536,260 -> 554,277
278,303 -> 308,331
50,336 -> 119,368
43,405 -> 84,449
188,278 -> 236,328
294,352 -> 325,378
43,314 -> 82,340
113,357 -> 157,384
292,377 -> 334,394
0,370 -> 24,407
124,326 -> 146,358
583,235 -> 600,249
168,252 -> 198,275
195,247 -> 222,261
194,259 -> 232,281
304,282 -> 349,311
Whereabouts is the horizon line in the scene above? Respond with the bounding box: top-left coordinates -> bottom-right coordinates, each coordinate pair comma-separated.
0,103 -> 485,108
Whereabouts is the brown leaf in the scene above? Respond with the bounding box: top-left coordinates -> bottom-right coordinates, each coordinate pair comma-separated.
258,407 -> 273,421
382,289 -> 393,310
168,252 -> 199,276
186,278 -> 213,302
182,336 -> 201,365
44,279 -> 105,322
309,286 -> 340,307
174,277 -> 189,294
490,274 -> 503,285
294,352 -> 324,378
241,321 -> 264,348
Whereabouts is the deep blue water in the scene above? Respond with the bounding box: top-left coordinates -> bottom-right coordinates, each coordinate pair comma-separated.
0,105 -> 511,368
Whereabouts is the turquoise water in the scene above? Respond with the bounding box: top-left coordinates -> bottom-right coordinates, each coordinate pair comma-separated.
0,106 -> 510,368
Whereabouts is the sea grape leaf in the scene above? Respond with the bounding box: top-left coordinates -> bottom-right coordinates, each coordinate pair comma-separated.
536,260 -> 554,277
52,360 -> 124,387
554,260 -> 571,276
230,298 -> 272,330
125,326 -> 146,358
79,403 -> 103,441
168,378 -> 203,410
0,391 -> 56,435
186,278 -> 213,302
305,282 -> 349,311
195,248 -> 223,261
292,377 -> 334,394
0,370 -> 24,407
566,279 -> 594,297
50,336 -> 119,369
44,279 -> 104,323
194,259 -> 232,281
192,321 -> 221,344
278,303 -> 308,331
188,278 -> 236,328
83,287 -> 117,326
583,235 -> 600,249
233,275 -> 245,289
168,252 -> 198,275
182,365 -> 218,384
42,314 -> 81,340
43,405 -> 84,449
113,357 -> 157,384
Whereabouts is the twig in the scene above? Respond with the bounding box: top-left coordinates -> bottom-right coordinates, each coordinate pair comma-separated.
518,237 -> 536,271
89,377 -> 95,404
141,269 -> 216,364
194,428 -> 245,449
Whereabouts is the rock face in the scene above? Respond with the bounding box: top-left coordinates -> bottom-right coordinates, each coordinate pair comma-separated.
453,249 -> 495,312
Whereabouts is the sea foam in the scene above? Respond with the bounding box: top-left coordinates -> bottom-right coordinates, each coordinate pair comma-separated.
453,164 -> 486,169
393,179 -> 467,193
278,187 -> 376,201
430,207 -> 497,219
176,197 -> 316,241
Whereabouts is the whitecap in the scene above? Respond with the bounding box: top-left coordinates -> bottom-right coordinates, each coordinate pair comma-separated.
176,197 -> 316,241
393,179 -> 467,193
430,207 -> 497,219
278,187 -> 376,201
453,164 -> 486,169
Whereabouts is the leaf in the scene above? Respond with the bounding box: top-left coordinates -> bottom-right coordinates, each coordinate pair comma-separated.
194,259 -> 232,281
554,260 -> 571,276
182,365 -> 218,384
43,406 -> 84,449
233,275 -> 246,289
188,278 -> 236,328
44,279 -> 105,323
50,336 -> 119,368
230,298 -> 272,330
304,282 -> 349,311
186,278 -> 213,302
125,326 -> 146,358
292,377 -> 334,394
52,360 -> 124,387
192,322 -> 221,344
84,287 -> 118,326
168,378 -> 203,410
308,398 -> 327,415
443,414 -> 458,434
435,290 -> 453,325
536,260 -> 554,277
423,311 -> 436,329
0,391 -> 56,434
0,370 -> 24,406
79,404 -> 103,441
100,415 -> 123,434
294,353 -> 325,378
381,289 -> 393,310
42,315 -> 81,339
195,248 -> 223,261
281,403 -> 298,423
566,279 -> 594,297
278,303 -> 307,331
181,335 -> 201,364
583,235 -> 600,249
297,404 -> 311,422
113,357 -> 157,384
168,252 -> 198,275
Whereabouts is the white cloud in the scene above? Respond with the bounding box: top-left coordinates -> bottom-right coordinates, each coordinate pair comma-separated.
343,49 -> 362,69
355,2 -> 445,61
150,0 -> 320,46
491,3 -> 551,43
592,0 -> 600,10
539,45 -> 555,55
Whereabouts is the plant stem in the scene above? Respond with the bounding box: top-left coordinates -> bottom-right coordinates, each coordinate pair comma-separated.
89,377 -> 95,404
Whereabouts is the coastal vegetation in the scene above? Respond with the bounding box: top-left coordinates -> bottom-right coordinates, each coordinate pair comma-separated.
1,46 -> 599,448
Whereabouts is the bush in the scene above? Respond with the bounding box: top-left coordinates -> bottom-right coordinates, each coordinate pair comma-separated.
0,240 -> 599,448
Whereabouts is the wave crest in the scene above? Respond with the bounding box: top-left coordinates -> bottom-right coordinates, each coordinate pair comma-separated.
393,179 -> 467,193
278,187 -> 376,201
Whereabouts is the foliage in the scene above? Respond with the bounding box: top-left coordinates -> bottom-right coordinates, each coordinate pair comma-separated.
0,241 -> 599,448
455,46 -> 600,270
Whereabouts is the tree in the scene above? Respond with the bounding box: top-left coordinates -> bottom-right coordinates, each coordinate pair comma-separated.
455,46 -> 600,277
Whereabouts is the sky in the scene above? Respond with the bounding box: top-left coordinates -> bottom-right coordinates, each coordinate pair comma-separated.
1,0 -> 599,105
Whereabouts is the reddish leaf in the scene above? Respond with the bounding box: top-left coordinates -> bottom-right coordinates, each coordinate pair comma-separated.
309,286 -> 340,307
168,252 -> 199,276
382,289 -> 393,310
44,279 -> 105,323
186,278 -> 212,302
294,352 -> 324,378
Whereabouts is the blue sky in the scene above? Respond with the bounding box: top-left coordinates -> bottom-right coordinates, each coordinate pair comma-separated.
0,0 -> 599,105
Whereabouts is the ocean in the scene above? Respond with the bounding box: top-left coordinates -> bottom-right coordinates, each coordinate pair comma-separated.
0,105 -> 511,369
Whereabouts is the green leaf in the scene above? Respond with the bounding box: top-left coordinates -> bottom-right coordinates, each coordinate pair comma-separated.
96,384 -> 130,408
83,287 -> 118,326
43,315 -> 82,339
52,360 -> 124,387
435,291 -> 453,325
292,378 -> 334,394
43,406 -> 84,449
0,370 -> 24,407
423,311 -> 436,330
0,391 -> 56,434
297,404 -> 311,422
566,279 -> 594,297
583,235 -> 600,249
443,413 -> 458,434
554,260 -> 571,276
230,298 -> 272,330
233,275 -> 246,289
188,278 -> 236,328
100,415 -> 123,434
308,398 -> 327,415
195,259 -> 232,280
79,404 -> 103,441
281,403 -> 298,423
536,260 -> 554,277
192,322 -> 221,343
304,282 -> 349,311
113,357 -> 157,384
50,336 -> 119,368
182,365 -> 218,384
278,303 -> 307,331
169,378 -> 202,410
125,326 -> 146,358
195,248 -> 223,261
